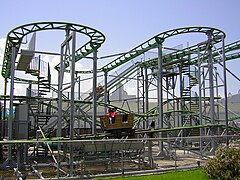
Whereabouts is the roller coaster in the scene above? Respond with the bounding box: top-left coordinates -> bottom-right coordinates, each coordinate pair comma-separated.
0,22 -> 239,178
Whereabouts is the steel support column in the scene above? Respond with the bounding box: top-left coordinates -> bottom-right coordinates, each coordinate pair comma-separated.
57,43 -> 64,137
2,79 -> 7,138
3,79 -> 7,124
157,41 -> 164,153
222,36 -> 229,147
70,32 -> 76,142
58,31 -> 76,177
77,75 -> 81,136
197,45 -> 203,156
137,70 -> 140,120
207,31 -> 216,150
92,49 -> 98,135
69,32 -> 76,176
141,68 -> 145,129
104,72 -> 108,115
78,75 -> 81,100
144,66 -> 149,128
8,45 -> 16,162
179,66 -> 183,129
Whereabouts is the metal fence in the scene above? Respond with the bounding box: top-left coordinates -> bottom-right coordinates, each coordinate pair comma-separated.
0,135 -> 239,179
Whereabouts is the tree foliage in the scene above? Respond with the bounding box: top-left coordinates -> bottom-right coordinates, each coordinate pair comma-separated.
204,146 -> 240,180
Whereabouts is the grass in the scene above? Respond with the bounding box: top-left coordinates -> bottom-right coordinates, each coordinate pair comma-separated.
96,169 -> 210,180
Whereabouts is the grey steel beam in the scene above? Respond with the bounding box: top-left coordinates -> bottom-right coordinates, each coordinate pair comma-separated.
137,71 -> 140,127
215,68 -> 220,136
222,36 -> 229,147
141,68 -> 145,129
104,72 -> 108,115
57,42 -> 65,137
69,32 -> 76,176
8,45 -> 16,162
157,42 -> 164,153
207,31 -> 216,150
78,75 -> 81,100
3,79 -> 7,134
144,66 -> 149,128
58,31 -> 76,177
92,50 -> 98,135
70,32 -> 76,143
198,45 -> 203,156
179,66 -> 183,129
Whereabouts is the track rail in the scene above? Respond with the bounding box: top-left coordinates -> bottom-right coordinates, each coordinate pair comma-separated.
2,22 -> 105,78
140,39 -> 240,69
100,27 -> 225,73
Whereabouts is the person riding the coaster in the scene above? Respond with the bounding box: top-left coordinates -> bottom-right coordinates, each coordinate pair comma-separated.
108,108 -> 117,124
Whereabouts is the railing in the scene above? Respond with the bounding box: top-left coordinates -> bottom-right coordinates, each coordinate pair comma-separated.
28,56 -> 48,77
0,135 -> 238,179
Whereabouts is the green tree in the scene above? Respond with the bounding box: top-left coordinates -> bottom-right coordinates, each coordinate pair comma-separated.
204,146 -> 240,180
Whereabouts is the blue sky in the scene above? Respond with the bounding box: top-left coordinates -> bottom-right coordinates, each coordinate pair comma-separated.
1,0 -> 240,49
0,0 -> 240,95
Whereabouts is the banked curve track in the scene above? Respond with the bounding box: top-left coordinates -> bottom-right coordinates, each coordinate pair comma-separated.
1,21 -> 106,78
99,26 -> 225,73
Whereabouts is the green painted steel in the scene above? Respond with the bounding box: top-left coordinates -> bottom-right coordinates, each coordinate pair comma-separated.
2,23 -> 239,135
0,124 -> 238,144
141,39 -> 240,69
0,134 -> 107,144
2,22 -> 105,78
135,124 -> 224,134
100,27 -> 225,73
77,37 -> 240,74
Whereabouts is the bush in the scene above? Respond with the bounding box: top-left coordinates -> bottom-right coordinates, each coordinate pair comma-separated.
204,146 -> 240,180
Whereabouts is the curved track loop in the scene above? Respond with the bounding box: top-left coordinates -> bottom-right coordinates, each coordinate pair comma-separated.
2,22 -> 105,78
100,26 -> 225,73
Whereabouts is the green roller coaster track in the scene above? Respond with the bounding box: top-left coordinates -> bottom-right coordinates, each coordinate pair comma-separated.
4,25 -> 239,99
99,27 -> 225,73
1,22 -> 105,78
1,23 -> 240,180
11,38 -> 240,96
1,24 -> 240,136
140,39 -> 240,69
